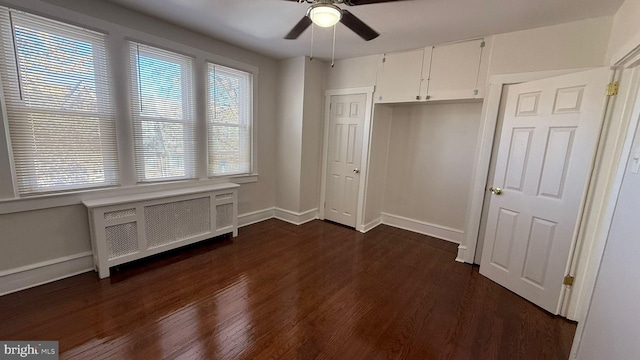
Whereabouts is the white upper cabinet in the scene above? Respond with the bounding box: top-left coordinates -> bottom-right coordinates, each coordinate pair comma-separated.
428,38 -> 488,101
375,38 -> 491,103
375,48 -> 431,103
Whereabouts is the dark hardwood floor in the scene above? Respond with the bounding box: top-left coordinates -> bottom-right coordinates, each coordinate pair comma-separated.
0,219 -> 576,359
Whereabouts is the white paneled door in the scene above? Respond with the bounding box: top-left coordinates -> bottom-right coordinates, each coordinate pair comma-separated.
325,94 -> 366,227
480,68 -> 611,314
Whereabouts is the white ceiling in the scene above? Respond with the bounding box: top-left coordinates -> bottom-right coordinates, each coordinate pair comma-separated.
106,0 -> 623,60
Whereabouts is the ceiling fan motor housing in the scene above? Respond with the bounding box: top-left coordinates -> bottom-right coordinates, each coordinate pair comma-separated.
285,0 -> 384,41
307,3 -> 343,27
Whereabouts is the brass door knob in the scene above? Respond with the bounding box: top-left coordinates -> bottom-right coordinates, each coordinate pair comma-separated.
353,168 -> 360,174
490,187 -> 502,195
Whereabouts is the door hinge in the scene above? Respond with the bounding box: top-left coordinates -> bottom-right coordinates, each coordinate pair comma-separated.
606,82 -> 619,96
382,57 -> 386,63
480,40 -> 486,48
563,275 -> 575,286
324,201 -> 326,208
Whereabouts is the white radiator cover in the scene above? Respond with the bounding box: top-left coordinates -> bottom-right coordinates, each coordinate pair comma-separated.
83,183 -> 239,278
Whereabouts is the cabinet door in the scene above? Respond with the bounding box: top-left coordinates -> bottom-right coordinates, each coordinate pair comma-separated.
418,46 -> 433,100
428,39 -> 485,101
475,37 -> 492,99
375,49 -> 424,103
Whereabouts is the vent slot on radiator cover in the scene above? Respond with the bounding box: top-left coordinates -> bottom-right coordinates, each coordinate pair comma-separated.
216,203 -> 234,229
104,208 -> 136,220
106,222 -> 139,259
144,197 -> 211,249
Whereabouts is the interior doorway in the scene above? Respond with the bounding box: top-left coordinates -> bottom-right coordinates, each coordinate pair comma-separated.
323,93 -> 367,227
319,86 -> 375,232
478,68 -> 612,314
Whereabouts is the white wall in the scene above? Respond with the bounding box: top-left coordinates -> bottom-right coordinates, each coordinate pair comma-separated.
276,56 -> 327,214
275,57 -> 305,212
0,0 -> 279,275
0,205 -> 91,271
326,55 -> 379,90
577,124 -> 640,359
488,17 -> 612,76
606,0 -> 640,63
383,102 -> 483,232
363,105 -> 392,225
300,58 -> 326,212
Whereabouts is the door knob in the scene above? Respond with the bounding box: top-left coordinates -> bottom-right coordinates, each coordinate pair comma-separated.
353,168 -> 360,174
490,187 -> 502,195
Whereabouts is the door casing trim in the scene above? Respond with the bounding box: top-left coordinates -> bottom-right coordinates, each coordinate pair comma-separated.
319,86 -> 375,230
459,68 -> 597,265
570,48 -> 640,357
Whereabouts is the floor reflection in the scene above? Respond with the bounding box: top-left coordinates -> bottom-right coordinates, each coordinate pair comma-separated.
212,273 -> 252,359
0,220 -> 577,360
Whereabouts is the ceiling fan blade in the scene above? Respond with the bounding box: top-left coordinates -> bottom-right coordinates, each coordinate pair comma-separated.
343,0 -> 406,5
340,10 -> 379,41
285,16 -> 312,39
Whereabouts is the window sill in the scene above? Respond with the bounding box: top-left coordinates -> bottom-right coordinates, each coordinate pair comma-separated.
214,174 -> 258,184
0,174 -> 259,215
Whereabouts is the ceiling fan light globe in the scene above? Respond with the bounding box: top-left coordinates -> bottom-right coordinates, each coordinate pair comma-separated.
309,6 -> 342,28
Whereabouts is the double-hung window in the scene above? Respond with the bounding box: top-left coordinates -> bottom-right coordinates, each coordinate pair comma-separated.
0,8 -> 118,195
207,63 -> 252,176
129,42 -> 195,182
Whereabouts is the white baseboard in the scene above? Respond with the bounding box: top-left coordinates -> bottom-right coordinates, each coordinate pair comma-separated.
238,207 -> 275,227
360,218 -> 382,233
380,212 -> 464,244
0,207 -> 318,297
0,251 -> 94,296
274,207 -> 318,225
455,245 -> 468,263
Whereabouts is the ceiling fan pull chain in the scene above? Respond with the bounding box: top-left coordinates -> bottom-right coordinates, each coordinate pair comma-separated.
310,22 -> 314,61
331,24 -> 336,68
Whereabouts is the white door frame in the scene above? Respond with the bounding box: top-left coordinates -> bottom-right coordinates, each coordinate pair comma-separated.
458,68 -> 598,265
570,50 -> 640,358
460,67 -> 627,319
319,86 -> 375,231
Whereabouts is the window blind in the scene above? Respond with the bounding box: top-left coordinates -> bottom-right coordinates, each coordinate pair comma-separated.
0,8 -> 118,195
207,63 -> 252,176
129,42 -> 196,182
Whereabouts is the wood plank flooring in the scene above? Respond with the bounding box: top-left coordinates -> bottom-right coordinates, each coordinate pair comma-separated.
0,219 -> 576,359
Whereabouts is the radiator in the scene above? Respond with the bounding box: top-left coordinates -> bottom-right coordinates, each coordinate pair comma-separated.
83,183 -> 239,278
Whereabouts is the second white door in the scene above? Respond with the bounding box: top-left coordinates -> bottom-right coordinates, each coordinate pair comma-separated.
480,68 -> 611,313
324,94 -> 366,227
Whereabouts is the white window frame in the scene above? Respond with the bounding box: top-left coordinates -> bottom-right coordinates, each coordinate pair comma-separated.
206,62 -> 254,178
129,42 -> 197,183
0,2 -> 260,214
0,8 -> 118,196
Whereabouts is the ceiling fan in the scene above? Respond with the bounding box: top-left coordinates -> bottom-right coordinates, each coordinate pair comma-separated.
284,0 -> 403,41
